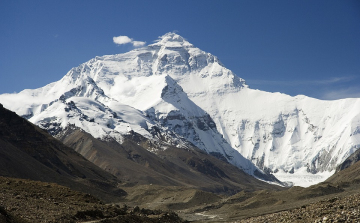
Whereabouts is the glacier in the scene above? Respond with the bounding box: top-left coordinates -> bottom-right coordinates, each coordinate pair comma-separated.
1,32 -> 360,187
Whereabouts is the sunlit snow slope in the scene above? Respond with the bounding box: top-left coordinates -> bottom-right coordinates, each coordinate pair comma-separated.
1,33 -> 360,187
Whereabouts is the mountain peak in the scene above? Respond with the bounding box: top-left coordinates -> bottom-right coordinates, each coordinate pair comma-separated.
2,33 -> 360,187
150,32 -> 193,48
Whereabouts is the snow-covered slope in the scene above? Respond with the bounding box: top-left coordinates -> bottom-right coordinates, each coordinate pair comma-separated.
1,32 -> 360,187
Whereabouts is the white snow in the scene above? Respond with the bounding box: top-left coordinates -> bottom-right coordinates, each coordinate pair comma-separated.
1,32 -> 360,186
273,168 -> 335,188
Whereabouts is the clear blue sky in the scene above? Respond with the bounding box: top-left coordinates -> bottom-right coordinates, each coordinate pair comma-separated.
1,0 -> 359,99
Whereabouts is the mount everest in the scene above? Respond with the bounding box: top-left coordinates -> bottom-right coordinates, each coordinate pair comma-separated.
1,33 -> 359,187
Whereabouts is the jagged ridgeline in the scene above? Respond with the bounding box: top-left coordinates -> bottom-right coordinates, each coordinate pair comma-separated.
1,33 -> 360,187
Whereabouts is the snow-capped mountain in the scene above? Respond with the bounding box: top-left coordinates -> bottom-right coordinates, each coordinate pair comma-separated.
1,32 -> 360,187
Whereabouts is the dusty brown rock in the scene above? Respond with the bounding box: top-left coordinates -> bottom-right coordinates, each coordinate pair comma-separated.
0,177 -> 185,223
238,193 -> 360,223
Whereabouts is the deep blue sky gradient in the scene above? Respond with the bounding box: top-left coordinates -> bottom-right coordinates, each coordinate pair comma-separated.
1,0 -> 359,99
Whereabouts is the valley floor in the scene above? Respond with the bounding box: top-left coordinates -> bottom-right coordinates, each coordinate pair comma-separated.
111,182 -> 360,222
3,175 -> 360,223
189,185 -> 360,222
0,177 -> 184,223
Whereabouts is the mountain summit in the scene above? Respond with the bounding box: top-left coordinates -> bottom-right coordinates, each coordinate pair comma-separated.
151,32 -> 194,47
1,33 -> 360,187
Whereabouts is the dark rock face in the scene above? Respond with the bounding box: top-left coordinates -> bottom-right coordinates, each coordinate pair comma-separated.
335,146 -> 360,172
209,152 -> 228,163
0,104 -> 124,203
57,126 -> 281,195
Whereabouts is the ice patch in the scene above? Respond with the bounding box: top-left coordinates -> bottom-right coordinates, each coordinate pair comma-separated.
273,168 -> 335,187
